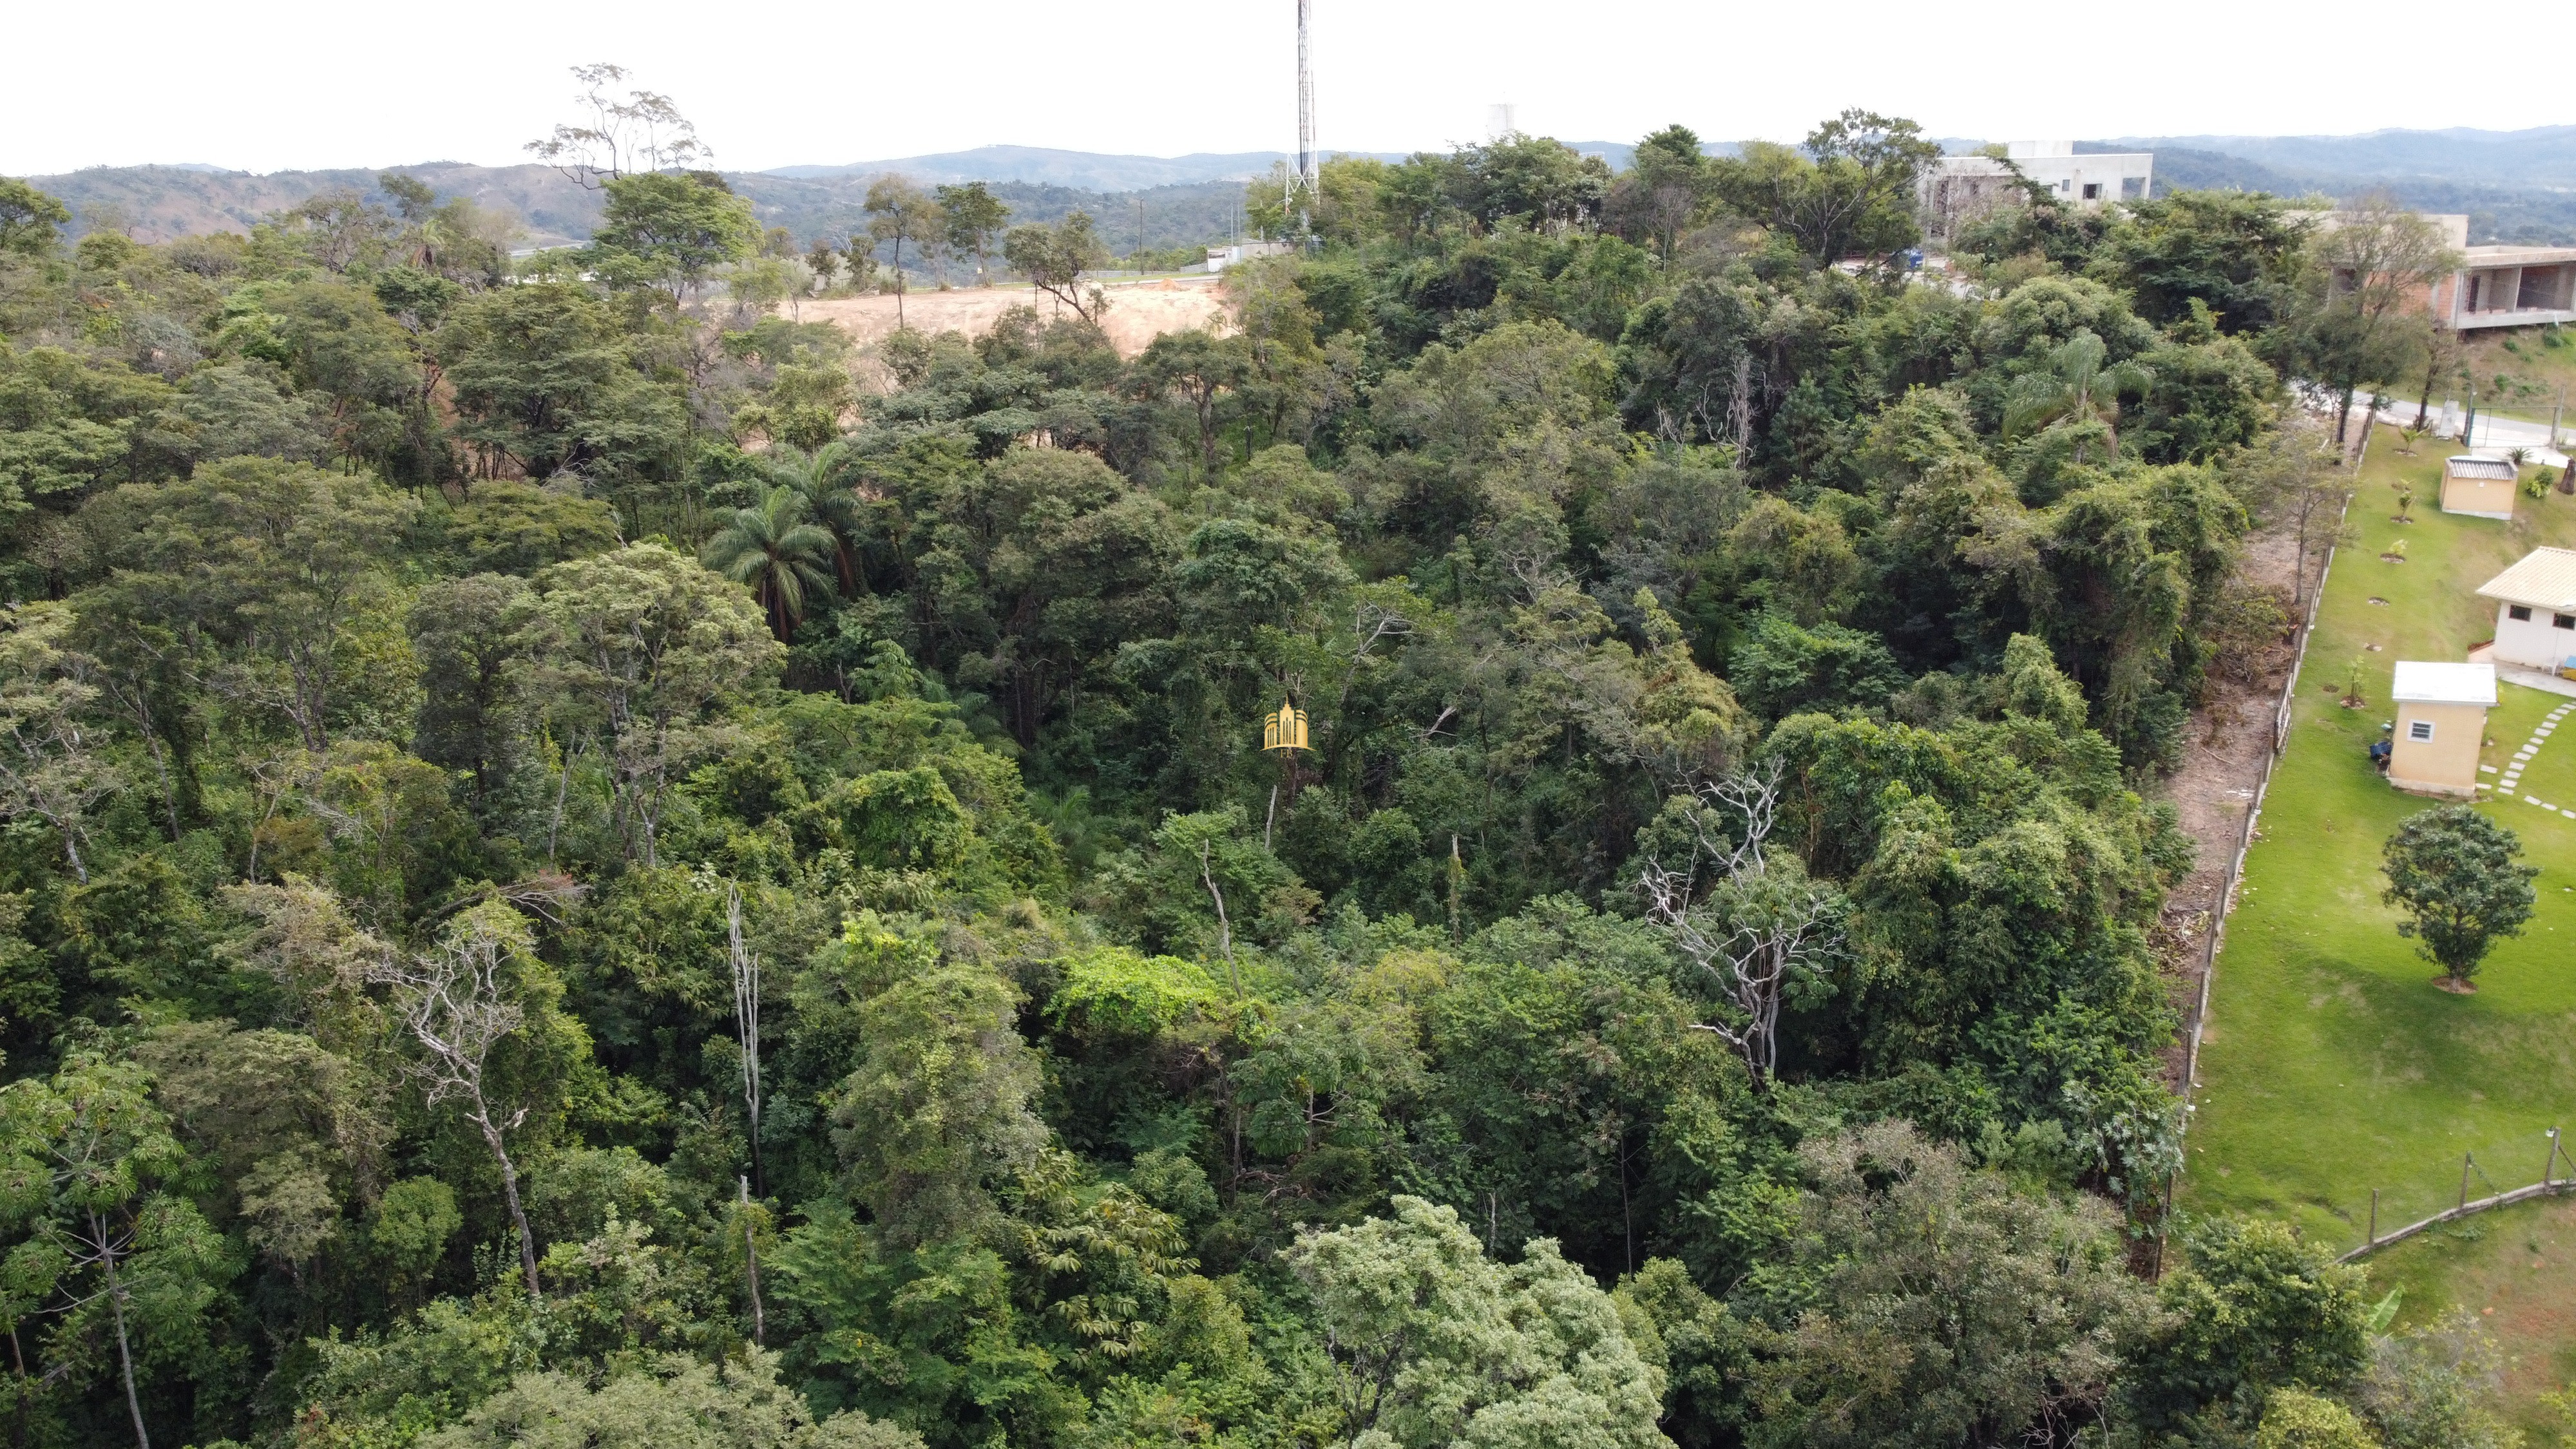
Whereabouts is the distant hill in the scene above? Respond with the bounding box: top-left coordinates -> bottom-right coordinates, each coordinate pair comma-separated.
765,146 -> 1321,189
2099,126 -> 2576,189
41,127 -> 2576,254
2070,138 -> 2576,245
31,162 -> 609,249
23,162 -> 1264,271
763,142 -> 1657,189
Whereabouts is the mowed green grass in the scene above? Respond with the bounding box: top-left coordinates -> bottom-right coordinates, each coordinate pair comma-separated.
2187,425 -> 2576,1264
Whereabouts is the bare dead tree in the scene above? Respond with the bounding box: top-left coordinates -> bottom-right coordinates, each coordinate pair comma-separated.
524,63 -> 710,187
1728,354 -> 1755,452
421,871 -> 590,929
1638,760 -> 1842,1091
738,1175 -> 765,1347
1199,840 -> 1237,995
727,886 -> 762,1194
367,915 -> 542,1298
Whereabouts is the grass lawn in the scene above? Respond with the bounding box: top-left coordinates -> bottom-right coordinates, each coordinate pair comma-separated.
2186,424 -> 2576,1415
2367,1192 -> 2576,1433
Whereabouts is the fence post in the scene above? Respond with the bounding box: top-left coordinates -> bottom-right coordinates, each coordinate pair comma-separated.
2368,1188 -> 2378,1246
2461,1153 -> 2473,1211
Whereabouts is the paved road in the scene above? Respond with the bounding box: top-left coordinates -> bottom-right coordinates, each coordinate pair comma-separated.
2343,398 -> 2571,468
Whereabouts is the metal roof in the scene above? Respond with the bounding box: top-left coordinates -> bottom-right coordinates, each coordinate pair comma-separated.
2447,455 -> 2517,480
2391,660 -> 2497,706
2474,546 -> 2576,610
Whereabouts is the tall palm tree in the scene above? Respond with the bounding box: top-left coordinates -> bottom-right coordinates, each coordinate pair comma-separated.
765,442 -> 868,598
2003,328 -> 2153,464
702,487 -> 836,641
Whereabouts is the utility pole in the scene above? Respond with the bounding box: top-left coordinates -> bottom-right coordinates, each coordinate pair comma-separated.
1295,0 -> 1315,238
1137,197 -> 1145,276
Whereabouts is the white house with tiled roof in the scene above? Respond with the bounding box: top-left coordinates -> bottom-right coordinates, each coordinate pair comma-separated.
2475,546 -> 2576,674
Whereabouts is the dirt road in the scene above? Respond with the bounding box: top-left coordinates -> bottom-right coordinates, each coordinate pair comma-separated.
797,276 -> 1231,364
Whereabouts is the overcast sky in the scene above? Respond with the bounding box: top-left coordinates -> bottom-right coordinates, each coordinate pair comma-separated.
5,0 -> 2550,176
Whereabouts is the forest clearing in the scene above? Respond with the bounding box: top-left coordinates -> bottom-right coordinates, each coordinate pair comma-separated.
803,273 -> 1231,365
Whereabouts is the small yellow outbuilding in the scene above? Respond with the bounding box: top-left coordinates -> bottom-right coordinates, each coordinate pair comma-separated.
2441,455 -> 2519,520
2387,660 -> 2495,797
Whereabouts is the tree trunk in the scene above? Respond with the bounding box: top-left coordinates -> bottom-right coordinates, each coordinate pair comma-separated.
741,1179 -> 765,1347
97,1218 -> 148,1449
479,1116 -> 542,1298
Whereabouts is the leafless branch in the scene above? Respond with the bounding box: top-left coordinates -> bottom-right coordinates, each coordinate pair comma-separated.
1639,760 -> 1838,1090
366,917 -> 542,1296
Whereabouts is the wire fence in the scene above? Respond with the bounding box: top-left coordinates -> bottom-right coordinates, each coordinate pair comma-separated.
2342,1132 -> 2576,1263
2180,423 -> 2361,1095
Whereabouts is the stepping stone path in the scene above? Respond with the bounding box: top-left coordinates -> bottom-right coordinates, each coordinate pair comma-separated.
2493,701 -> 2576,819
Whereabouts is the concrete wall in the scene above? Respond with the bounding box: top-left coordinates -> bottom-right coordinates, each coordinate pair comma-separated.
2494,601 -> 2576,670
2390,700 -> 2488,795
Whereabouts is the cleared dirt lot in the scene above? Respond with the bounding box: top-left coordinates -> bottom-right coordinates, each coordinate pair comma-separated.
798,276 -> 1231,366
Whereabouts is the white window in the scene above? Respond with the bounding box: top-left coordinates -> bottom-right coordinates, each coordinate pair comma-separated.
2408,719 -> 2435,742
2509,604 -> 2533,621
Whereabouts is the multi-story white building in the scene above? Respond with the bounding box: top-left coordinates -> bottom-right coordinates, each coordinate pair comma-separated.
1920,142 -> 2155,241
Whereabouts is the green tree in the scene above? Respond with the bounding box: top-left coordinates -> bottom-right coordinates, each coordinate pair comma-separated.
1134,328 -> 1246,478
2255,1390 -> 2381,1449
268,278 -> 421,466
420,1350 -> 919,1449
2002,327 -> 2153,462
1707,110 -> 1938,266
2358,1311 -> 2521,1449
2123,1216 -> 2372,1432
134,1019 -> 389,1293
587,171 -> 759,304
2293,194 -> 2455,445
0,601 -> 118,881
517,542 -> 781,865
0,178 -> 72,259
1283,1195 -> 1668,1449
2380,804 -> 2537,989
934,182 -> 1010,287
1747,1122 -> 2152,1449
1447,133 -> 1614,231
1002,213 -> 1109,324
767,442 -> 865,596
701,486 -> 836,641
2094,190 -> 2313,334
437,282 -> 687,488
0,1052 -> 233,1449
1608,124 -> 1710,262
79,458 -> 415,752
826,952 -> 1046,1246
863,177 -> 939,325
409,573 -> 534,820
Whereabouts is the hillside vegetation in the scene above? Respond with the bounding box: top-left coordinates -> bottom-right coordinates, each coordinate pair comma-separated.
0,98 -> 2551,1449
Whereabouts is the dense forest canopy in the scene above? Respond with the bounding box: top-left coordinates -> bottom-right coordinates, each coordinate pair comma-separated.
0,102 -> 2519,1449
